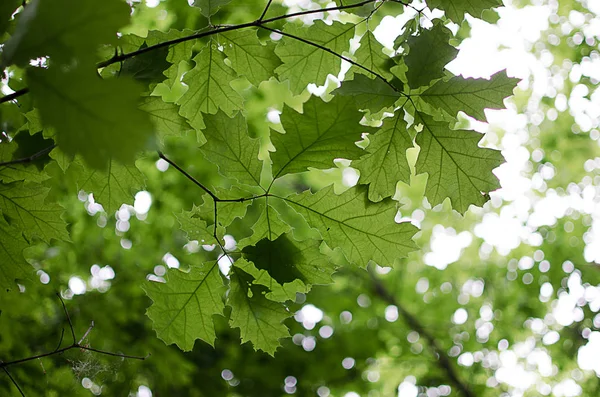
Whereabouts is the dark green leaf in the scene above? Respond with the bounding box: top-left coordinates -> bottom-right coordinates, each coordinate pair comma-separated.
334,74 -> 401,113
427,0 -> 503,23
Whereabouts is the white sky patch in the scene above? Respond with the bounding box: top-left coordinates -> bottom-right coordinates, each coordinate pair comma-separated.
68,276 -> 87,295
423,225 -> 472,270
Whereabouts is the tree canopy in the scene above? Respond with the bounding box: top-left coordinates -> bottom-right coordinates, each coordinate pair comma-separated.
1,0 -> 599,396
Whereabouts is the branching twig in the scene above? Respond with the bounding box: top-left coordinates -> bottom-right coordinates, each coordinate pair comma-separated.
369,270 -> 475,397
0,294 -> 148,396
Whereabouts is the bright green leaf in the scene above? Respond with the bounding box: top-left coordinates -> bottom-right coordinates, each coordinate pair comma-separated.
272,96 -> 373,179
415,113 -> 503,213
352,31 -> 393,80
144,261 -> 225,350
176,206 -> 218,246
199,111 -> 263,188
220,29 -> 282,87
354,112 -> 413,202
275,20 -> 355,94
27,66 -> 154,169
178,40 -> 244,129
405,22 -> 458,89
420,70 -> 519,121
427,0 -> 503,23
273,185 -> 419,267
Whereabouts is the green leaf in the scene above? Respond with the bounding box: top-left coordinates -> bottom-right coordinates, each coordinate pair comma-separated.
138,95 -> 192,143
354,112 -> 412,202
352,31 -> 392,80
404,22 -> 458,89
0,136 -> 50,183
199,111 -> 263,188
237,197 -> 292,248
178,40 -> 244,129
0,218 -> 30,290
228,265 -> 291,355
272,96 -> 373,180
27,66 -> 154,169
427,0 -> 503,23
239,235 -> 336,302
67,158 -> 145,214
274,185 -> 418,267
220,29 -> 282,87
193,0 -> 232,18
0,181 -> 67,243
333,74 -> 401,113
144,261 -> 225,350
120,35 -> 171,85
415,113 -> 503,213
0,0 -> 19,38
1,0 -> 129,66
420,70 -> 519,121
176,206 -> 218,246
275,20 -> 355,94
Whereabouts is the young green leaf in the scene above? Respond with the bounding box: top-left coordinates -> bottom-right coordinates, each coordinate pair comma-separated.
415,113 -> 503,213
0,181 -> 67,243
176,206 -> 219,246
275,20 -> 355,93
144,261 -> 225,350
354,111 -> 413,202
178,40 -> 244,129
419,70 -> 520,121
228,265 -> 291,355
273,185 -> 419,267
404,22 -> 458,89
271,96 -> 374,180
27,66 -> 154,169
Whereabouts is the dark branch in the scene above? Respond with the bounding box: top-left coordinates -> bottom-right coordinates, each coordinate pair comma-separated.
258,0 -> 275,22
57,293 -> 76,344
369,271 -> 475,397
2,367 -> 25,397
157,151 -> 219,202
0,295 -> 148,370
0,88 -> 29,104
0,144 -> 56,167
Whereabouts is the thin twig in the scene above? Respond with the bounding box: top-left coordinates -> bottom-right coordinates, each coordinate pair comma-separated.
57,293 -> 76,344
0,0 -> 395,104
53,328 -> 65,352
369,271 -> 475,397
0,144 -> 56,167
0,296 -> 148,370
2,367 -> 25,397
157,151 -> 219,201
78,321 -> 94,345
258,0 -> 275,22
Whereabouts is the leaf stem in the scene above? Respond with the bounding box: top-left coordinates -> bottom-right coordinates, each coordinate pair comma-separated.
0,144 -> 56,167
157,151 -> 219,202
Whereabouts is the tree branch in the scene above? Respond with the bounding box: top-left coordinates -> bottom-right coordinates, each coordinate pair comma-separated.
1,0 -> 410,104
0,144 -> 56,167
369,271 -> 475,397
0,295 -> 148,374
